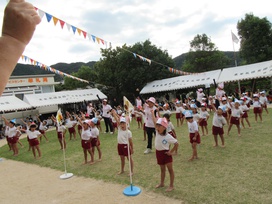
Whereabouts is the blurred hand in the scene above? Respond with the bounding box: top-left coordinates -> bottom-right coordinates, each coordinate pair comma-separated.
2,0 -> 41,46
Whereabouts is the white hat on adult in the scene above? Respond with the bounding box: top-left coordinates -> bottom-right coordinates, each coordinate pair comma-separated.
147,97 -> 156,104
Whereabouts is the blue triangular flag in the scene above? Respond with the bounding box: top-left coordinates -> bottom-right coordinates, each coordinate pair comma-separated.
71,25 -> 77,34
91,35 -> 96,42
45,13 -> 52,22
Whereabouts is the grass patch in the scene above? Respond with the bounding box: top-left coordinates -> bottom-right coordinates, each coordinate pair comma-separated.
1,110 -> 272,203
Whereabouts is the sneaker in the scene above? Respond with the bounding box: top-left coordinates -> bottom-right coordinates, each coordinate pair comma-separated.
110,132 -> 113,134
144,148 -> 151,154
104,132 -> 108,134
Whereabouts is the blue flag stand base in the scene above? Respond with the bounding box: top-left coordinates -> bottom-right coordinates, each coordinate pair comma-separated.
123,184 -> 141,196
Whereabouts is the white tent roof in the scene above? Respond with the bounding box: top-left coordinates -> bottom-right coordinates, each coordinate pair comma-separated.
217,60 -> 272,83
0,96 -> 33,112
140,69 -> 221,94
23,88 -> 107,107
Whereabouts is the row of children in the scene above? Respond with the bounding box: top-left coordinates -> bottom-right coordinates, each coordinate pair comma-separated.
1,111 -> 103,163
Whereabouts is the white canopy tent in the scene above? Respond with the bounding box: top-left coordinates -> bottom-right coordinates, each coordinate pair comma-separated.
0,96 -> 33,112
217,60 -> 272,83
24,88 -> 107,107
140,70 -> 221,94
140,60 -> 272,94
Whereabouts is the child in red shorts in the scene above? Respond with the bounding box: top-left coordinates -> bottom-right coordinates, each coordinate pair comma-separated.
37,115 -> 49,142
89,118 -> 102,162
209,98 -> 227,147
27,123 -> 42,159
199,103 -> 210,136
56,122 -> 67,150
227,100 -> 243,136
252,94 -> 263,122
151,111 -> 178,192
163,113 -> 178,155
185,110 -> 200,161
65,111 -> 77,140
111,109 -> 134,176
76,115 -> 94,165
240,97 -> 251,128
175,101 -> 185,127
2,117 -> 20,156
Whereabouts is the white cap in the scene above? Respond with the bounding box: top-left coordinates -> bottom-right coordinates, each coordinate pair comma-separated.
120,117 -> 126,123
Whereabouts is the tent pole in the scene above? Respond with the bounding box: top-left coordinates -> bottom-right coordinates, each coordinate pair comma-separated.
238,80 -> 241,97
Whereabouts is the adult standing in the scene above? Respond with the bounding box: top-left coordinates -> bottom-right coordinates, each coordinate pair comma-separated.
97,95 -> 113,134
86,102 -> 95,119
143,97 -> 157,154
215,83 -> 226,109
196,88 -> 205,107
135,96 -> 143,108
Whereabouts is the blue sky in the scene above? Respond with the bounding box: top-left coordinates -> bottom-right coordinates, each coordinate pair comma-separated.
1,0 -> 272,66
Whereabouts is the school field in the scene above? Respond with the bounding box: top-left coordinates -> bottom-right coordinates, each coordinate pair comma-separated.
0,109 -> 272,204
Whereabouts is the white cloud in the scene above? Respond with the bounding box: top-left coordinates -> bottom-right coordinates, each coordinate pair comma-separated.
0,0 -> 271,65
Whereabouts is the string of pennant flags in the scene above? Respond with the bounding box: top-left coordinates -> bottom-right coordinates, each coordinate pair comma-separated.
130,51 -> 197,76
32,6 -> 197,77
20,55 -> 89,83
28,7 -> 197,78
34,7 -> 109,48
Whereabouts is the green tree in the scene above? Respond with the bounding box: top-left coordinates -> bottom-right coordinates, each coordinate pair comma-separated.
182,34 -> 230,72
63,65 -> 97,90
94,40 -> 175,101
237,13 -> 272,64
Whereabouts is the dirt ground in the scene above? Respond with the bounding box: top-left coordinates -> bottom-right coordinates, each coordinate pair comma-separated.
0,139 -> 182,204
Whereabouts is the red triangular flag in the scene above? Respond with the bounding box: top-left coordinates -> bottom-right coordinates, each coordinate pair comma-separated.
82,31 -> 87,38
59,20 -> 65,29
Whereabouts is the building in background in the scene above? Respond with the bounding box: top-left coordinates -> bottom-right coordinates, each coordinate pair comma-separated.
2,74 -> 59,99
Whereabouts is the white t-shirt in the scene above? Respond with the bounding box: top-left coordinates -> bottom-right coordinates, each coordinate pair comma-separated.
197,91 -> 205,102
175,106 -> 184,114
144,105 -> 156,128
117,127 -> 132,144
212,112 -> 227,128
135,111 -> 145,123
163,110 -> 172,116
87,106 -> 94,115
66,119 -> 77,128
102,104 -> 112,118
7,126 -> 18,138
81,129 -> 92,140
245,96 -> 252,105
166,121 -> 175,132
187,121 -> 198,133
240,104 -> 249,112
252,100 -> 263,108
90,127 -> 99,139
231,107 -> 243,118
199,110 -> 209,119
116,109 -> 122,115
215,88 -> 225,100
155,131 -> 177,151
57,125 -> 66,133
136,99 -> 142,107
259,96 -> 268,104
4,126 -> 9,136
39,123 -> 47,131
27,130 -> 41,139
193,113 -> 200,122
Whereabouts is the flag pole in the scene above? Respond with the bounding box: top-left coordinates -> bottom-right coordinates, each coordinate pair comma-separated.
57,109 -> 73,180
231,30 -> 241,96
122,98 -> 141,196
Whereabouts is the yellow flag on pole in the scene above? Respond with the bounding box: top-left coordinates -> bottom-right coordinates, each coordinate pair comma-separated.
123,96 -> 134,123
56,109 -> 63,126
